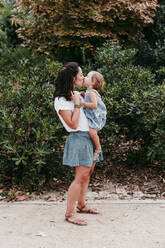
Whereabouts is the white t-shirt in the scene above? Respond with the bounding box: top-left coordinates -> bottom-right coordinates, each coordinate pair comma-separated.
54,97 -> 89,132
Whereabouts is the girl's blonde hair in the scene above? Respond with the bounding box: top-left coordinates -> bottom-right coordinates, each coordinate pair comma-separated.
91,71 -> 104,90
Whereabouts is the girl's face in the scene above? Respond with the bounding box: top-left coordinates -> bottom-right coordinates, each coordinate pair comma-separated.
73,67 -> 84,87
84,71 -> 94,88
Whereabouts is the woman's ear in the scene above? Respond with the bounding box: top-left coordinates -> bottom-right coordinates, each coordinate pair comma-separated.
73,77 -> 76,85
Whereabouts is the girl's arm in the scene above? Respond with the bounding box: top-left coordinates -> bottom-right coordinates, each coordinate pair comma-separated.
59,91 -> 81,130
81,91 -> 98,109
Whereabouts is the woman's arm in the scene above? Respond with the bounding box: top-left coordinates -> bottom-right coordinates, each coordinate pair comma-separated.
59,108 -> 80,129
59,91 -> 81,130
81,91 -> 98,109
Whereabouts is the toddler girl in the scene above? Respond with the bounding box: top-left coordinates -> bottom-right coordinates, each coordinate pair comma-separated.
81,71 -> 107,161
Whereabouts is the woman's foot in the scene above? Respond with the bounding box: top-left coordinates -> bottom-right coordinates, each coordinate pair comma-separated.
65,213 -> 87,226
93,149 -> 101,161
77,204 -> 99,214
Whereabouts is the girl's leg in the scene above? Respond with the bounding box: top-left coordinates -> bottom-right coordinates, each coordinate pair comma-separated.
89,128 -> 101,151
89,128 -> 102,161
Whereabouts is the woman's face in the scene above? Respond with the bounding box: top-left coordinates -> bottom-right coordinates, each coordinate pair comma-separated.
73,67 -> 84,87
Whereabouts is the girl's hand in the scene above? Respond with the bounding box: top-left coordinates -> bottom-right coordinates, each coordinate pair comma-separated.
71,91 -> 80,105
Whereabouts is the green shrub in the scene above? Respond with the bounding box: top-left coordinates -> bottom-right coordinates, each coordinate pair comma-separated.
84,42 -> 165,167
0,0 -> 21,47
155,67 -> 165,84
1,41 -> 165,192
0,58 -> 66,192
134,3 -> 165,72
145,84 -> 165,166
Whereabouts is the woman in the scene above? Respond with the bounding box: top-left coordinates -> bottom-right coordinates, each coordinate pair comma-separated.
54,62 -> 103,225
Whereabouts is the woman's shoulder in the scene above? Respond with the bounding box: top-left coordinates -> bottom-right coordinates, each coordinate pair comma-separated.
54,97 -> 73,111
55,96 -> 72,104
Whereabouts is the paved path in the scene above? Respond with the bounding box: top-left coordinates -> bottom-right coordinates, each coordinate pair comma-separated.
0,200 -> 165,248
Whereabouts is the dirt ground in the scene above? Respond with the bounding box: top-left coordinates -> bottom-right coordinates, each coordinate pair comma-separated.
0,200 -> 165,248
1,164 -> 165,203
0,165 -> 165,248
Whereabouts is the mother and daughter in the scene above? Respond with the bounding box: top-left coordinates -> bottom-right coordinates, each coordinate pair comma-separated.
54,62 -> 106,226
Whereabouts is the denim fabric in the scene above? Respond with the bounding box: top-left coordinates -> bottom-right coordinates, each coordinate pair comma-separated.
83,90 -> 107,130
63,131 -> 103,167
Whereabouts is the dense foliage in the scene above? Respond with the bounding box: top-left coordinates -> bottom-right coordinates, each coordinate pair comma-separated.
0,1 -> 165,192
85,43 -> 165,168
0,0 -> 20,47
134,2 -> 165,71
0,42 -> 165,191
0,58 -> 65,191
13,0 -> 158,56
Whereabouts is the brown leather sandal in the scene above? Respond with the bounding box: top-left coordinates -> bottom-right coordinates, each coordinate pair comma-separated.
65,213 -> 87,226
77,205 -> 99,214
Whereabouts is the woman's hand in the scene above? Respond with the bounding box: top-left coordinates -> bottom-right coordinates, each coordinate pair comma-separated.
80,99 -> 85,107
71,91 -> 80,105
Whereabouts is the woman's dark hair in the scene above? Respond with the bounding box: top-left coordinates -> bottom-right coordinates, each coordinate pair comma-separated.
53,62 -> 79,101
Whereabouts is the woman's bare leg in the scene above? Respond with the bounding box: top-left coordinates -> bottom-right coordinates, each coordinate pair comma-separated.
66,166 -> 91,217
77,163 -> 98,213
77,177 -> 90,208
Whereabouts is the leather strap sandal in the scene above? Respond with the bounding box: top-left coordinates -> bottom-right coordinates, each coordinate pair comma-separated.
77,205 -> 99,214
65,213 -> 87,226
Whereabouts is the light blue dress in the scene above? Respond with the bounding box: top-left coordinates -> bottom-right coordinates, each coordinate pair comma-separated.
83,89 -> 107,130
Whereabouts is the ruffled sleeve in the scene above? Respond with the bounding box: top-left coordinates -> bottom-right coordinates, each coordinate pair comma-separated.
55,97 -> 73,113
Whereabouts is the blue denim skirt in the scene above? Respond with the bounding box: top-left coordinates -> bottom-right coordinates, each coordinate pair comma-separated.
63,131 -> 103,167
